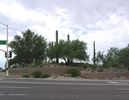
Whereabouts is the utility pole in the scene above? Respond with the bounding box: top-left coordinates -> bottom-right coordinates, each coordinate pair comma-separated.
6,25 -> 9,76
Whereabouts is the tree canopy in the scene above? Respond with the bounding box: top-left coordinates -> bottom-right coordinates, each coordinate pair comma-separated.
95,46 -> 129,70
47,39 -> 89,65
9,29 -> 47,67
118,45 -> 129,70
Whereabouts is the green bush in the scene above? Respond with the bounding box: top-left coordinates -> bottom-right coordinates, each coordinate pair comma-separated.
22,74 -> 29,78
67,68 -> 80,77
31,71 -> 42,78
41,73 -> 50,78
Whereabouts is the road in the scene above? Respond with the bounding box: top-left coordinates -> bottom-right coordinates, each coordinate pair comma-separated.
0,78 -> 129,100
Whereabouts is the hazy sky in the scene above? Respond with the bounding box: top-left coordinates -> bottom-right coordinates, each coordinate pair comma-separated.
0,0 -> 129,68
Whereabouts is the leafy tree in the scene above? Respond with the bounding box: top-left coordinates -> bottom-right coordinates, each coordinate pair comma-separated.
47,40 -> 69,63
9,29 -> 47,67
32,34 -> 47,65
118,45 -> 129,70
69,39 -> 89,63
103,47 -> 120,68
58,40 -> 70,64
91,51 -> 105,71
94,45 -> 129,70
47,42 -> 57,62
47,39 -> 89,65
96,51 -> 104,65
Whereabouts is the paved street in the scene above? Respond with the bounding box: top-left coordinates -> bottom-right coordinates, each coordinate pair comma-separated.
0,78 -> 129,100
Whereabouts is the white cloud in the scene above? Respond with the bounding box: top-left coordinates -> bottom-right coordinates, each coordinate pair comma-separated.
79,13 -> 129,57
0,1 -> 28,22
0,1 -> 53,23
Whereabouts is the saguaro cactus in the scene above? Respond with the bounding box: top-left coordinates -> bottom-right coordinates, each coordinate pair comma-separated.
56,30 -> 59,63
93,41 -> 96,69
67,34 -> 70,65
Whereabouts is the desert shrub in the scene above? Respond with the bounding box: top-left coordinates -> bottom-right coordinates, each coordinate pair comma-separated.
22,74 -> 30,78
31,71 -> 42,78
82,63 -> 91,69
67,68 -> 80,77
41,73 -> 50,78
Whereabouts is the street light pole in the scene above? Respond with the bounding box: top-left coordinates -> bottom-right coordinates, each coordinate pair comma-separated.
6,25 -> 9,76
0,21 -> 9,76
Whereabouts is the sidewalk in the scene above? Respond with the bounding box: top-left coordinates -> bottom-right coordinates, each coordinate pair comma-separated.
0,72 -> 24,78
0,72 -> 6,78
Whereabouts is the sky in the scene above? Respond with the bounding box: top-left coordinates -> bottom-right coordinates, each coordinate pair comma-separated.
1,0 -> 129,68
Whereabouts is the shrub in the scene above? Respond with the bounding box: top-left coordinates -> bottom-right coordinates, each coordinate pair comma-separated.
67,68 -> 80,77
22,74 -> 29,78
97,68 -> 103,72
82,63 -> 90,69
41,73 -> 50,78
31,71 -> 42,78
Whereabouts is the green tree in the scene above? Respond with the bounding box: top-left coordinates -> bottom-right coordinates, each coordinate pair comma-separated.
118,45 -> 129,70
103,47 -> 119,68
47,39 -> 89,65
47,42 -> 56,62
58,40 -> 70,64
96,51 -> 104,65
32,34 -> 47,65
69,39 -> 89,63
9,29 -> 47,67
95,51 -> 104,71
